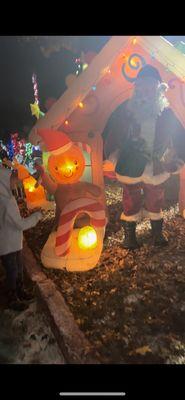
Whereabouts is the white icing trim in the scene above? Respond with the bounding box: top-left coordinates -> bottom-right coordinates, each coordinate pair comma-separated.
143,209 -> 163,220
120,211 -> 142,222
116,162 -> 170,186
143,171 -> 170,185
116,173 -> 142,184
120,208 -> 163,222
45,142 -> 72,156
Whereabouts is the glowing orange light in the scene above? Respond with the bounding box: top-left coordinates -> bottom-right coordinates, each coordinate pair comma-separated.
48,146 -> 85,184
28,186 -> 35,192
23,176 -> 46,204
130,58 -> 137,67
59,162 -> 75,178
78,102 -> 84,109
64,120 -> 69,126
78,226 -> 97,250
132,37 -> 137,45
23,177 -> 36,192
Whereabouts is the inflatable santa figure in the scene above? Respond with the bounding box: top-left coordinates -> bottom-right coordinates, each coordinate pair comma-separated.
103,65 -> 185,249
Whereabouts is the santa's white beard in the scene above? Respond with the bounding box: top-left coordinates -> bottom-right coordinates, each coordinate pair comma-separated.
127,86 -> 169,157
128,90 -> 169,124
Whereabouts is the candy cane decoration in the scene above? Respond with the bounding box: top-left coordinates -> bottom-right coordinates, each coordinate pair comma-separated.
75,142 -> 91,154
32,73 -> 39,105
55,198 -> 106,257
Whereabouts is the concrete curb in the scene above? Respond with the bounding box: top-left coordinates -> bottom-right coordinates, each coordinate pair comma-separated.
23,240 -> 100,364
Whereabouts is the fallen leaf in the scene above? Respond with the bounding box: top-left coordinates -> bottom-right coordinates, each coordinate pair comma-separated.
129,345 -> 152,356
110,288 -> 117,294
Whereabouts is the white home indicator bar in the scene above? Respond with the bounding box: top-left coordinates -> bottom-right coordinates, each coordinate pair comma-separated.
59,393 -> 126,397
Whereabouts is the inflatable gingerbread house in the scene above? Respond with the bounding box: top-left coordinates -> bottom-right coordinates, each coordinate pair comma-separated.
29,36 -> 185,271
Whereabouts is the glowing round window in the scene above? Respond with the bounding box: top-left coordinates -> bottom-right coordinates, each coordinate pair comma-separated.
78,226 -> 97,250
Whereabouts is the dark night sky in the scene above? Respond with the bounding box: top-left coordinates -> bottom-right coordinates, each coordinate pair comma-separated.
0,35 -> 184,141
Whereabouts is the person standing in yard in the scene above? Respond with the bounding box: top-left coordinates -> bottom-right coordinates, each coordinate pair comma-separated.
0,167 -> 42,311
103,65 -> 185,249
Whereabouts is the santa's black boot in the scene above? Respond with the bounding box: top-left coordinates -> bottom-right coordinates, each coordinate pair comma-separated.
150,219 -> 168,246
121,221 -> 140,250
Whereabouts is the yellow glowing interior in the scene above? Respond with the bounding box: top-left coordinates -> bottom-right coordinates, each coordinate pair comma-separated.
130,58 -> 137,67
23,176 -> 46,203
58,161 -> 76,177
48,147 -> 85,184
28,186 -> 35,192
78,226 -> 98,250
23,176 -> 36,192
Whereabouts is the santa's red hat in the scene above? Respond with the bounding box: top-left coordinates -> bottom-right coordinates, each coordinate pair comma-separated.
37,129 -> 73,155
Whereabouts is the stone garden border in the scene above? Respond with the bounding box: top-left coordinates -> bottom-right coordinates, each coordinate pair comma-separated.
23,240 -> 99,364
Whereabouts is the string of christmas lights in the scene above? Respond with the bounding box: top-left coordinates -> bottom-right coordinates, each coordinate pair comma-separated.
139,37 -> 185,78
53,37 -> 132,131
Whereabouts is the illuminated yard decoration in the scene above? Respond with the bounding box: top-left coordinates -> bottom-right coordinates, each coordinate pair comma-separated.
78,226 -> 97,250
23,175 -> 46,208
55,197 -> 105,257
41,195 -> 106,271
31,128 -> 106,271
12,160 -> 47,209
29,36 -> 185,272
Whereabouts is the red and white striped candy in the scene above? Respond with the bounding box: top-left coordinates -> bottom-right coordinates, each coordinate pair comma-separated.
55,197 -> 106,257
75,142 -> 91,154
32,73 -> 39,105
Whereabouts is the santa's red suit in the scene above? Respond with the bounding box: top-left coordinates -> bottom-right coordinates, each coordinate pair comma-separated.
103,65 -> 185,249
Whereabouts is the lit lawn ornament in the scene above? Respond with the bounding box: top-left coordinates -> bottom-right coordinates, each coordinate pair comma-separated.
35,128 -> 107,272
22,175 -> 46,209
12,159 -> 47,209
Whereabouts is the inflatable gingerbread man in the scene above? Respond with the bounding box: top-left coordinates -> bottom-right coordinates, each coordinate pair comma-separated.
35,129 -> 107,272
